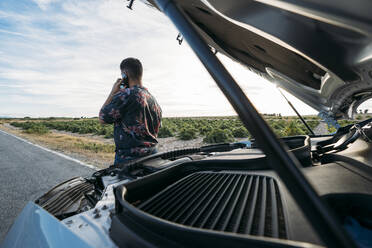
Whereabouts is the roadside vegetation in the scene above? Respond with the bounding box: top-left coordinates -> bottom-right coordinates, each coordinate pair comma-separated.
0,123 -> 115,168
4,114 -> 370,168
11,121 -> 50,134
2,114 -> 372,169
6,115 -> 321,143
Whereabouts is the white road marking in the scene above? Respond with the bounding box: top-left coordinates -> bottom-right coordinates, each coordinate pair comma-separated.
0,129 -> 98,170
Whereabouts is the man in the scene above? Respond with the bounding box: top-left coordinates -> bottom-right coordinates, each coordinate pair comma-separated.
99,58 -> 162,165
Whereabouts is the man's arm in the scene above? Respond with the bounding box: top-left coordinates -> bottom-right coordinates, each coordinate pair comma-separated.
99,94 -> 115,125
99,78 -> 122,125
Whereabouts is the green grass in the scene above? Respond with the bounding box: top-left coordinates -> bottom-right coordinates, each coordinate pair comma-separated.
73,142 -> 115,153
11,121 -> 49,135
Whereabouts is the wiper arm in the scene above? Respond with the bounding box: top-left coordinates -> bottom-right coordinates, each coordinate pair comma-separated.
277,87 -> 315,136
314,117 -> 372,157
317,116 -> 372,148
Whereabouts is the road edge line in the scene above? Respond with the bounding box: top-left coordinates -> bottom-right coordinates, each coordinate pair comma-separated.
0,129 -> 98,170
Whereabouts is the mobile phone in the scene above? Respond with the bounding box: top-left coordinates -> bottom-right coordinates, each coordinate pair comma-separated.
120,72 -> 129,89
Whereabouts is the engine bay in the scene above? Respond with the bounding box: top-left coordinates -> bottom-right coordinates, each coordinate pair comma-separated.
109,146 -> 372,247
33,121 -> 372,247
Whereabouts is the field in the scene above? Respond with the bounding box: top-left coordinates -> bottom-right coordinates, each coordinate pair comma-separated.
7,115 -> 321,143
2,115 -> 365,168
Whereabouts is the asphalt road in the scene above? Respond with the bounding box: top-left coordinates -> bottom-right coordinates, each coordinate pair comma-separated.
0,130 -> 95,242
313,121 -> 329,135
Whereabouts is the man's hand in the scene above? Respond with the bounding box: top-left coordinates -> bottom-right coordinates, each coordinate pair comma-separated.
110,78 -> 122,96
100,78 -> 123,124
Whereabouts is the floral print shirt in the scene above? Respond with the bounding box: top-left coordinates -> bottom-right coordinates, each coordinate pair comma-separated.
99,85 -> 162,164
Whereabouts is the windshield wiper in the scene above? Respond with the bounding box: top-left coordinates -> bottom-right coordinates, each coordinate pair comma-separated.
315,117 -> 372,155
277,87 -> 315,136
121,142 -> 247,170
90,142 -> 248,179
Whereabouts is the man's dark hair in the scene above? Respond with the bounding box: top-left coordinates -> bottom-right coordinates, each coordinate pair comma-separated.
120,58 -> 143,80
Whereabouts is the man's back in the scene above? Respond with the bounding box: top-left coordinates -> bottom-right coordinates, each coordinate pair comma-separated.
99,85 -> 162,164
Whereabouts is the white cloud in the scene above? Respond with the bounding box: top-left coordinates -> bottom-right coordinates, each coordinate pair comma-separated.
32,0 -> 59,10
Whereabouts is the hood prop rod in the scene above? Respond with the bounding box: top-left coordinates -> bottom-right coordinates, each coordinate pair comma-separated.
153,1 -> 357,247
277,87 -> 315,136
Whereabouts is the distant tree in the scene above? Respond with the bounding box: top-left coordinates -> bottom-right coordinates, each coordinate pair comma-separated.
232,127 -> 250,138
158,126 -> 174,138
204,129 -> 234,143
364,109 -> 368,114
178,128 -> 197,140
282,121 -> 305,136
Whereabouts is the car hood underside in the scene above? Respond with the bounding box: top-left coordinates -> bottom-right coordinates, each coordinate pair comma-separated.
145,0 -> 372,119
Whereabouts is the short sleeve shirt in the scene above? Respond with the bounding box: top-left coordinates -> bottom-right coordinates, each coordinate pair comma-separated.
99,85 -> 162,163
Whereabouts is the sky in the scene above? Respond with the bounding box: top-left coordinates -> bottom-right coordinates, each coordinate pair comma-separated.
0,0 -> 319,118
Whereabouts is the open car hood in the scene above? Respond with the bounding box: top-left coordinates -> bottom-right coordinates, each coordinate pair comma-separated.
143,0 -> 372,119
